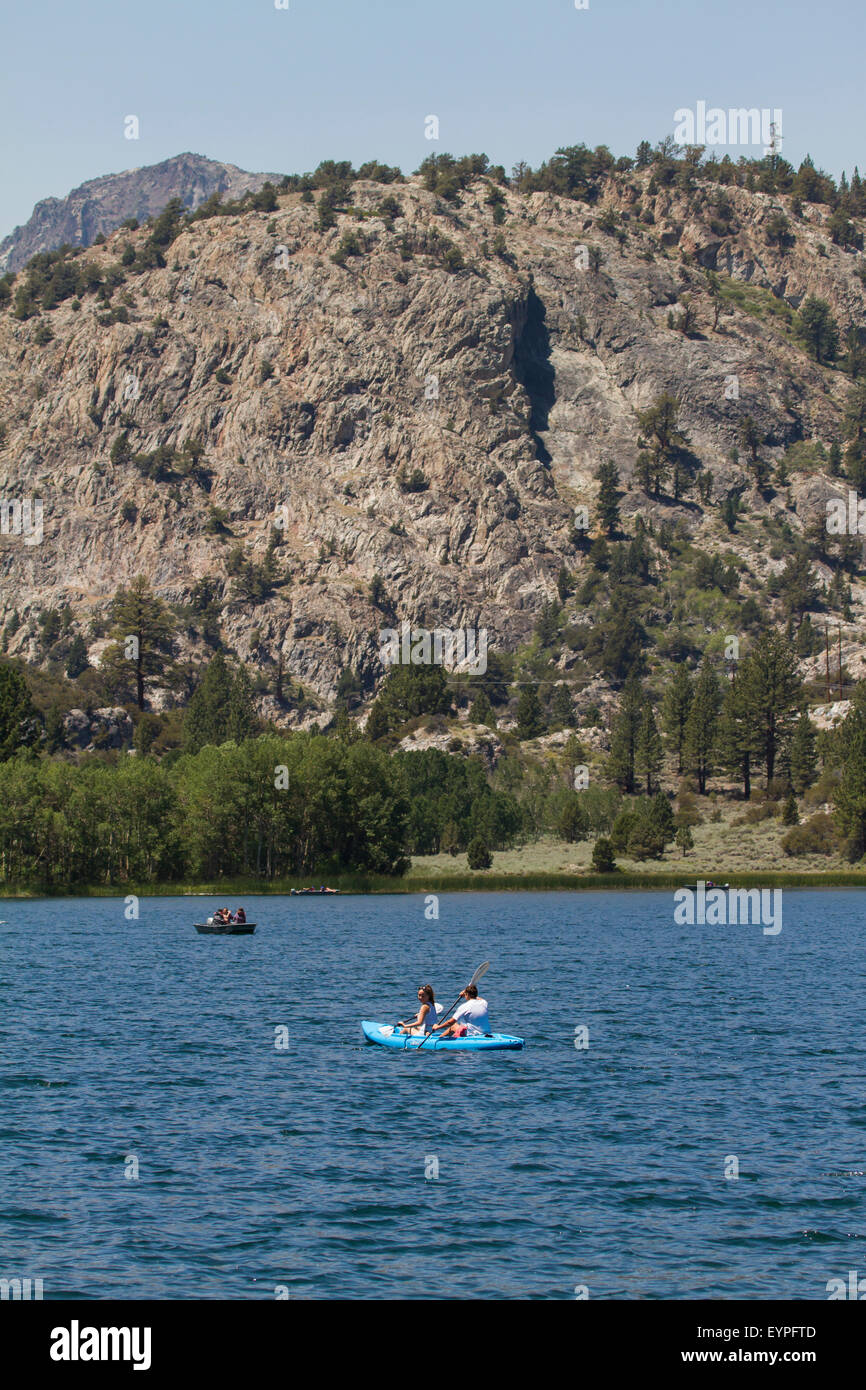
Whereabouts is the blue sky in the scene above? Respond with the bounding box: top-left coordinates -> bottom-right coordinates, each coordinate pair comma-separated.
1,0 -> 862,237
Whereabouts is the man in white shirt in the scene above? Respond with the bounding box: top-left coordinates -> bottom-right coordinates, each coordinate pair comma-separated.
432,984 -> 491,1038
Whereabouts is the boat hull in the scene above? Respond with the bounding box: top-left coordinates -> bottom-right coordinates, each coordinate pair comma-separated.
361,1021 -> 524,1051
194,923 -> 256,935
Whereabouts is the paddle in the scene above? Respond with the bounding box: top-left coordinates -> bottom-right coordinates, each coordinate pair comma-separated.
416,961 -> 490,1050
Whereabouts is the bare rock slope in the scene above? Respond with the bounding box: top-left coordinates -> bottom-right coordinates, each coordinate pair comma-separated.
0,153 -> 281,274
1,164 -> 865,706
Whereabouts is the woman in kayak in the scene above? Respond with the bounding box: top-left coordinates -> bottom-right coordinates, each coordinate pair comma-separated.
397,984 -> 438,1035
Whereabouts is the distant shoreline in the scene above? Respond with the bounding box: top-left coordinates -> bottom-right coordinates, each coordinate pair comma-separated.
2,871 -> 866,899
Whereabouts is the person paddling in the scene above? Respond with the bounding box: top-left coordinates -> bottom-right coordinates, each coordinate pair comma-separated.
432,983 -> 491,1038
396,984 -> 438,1036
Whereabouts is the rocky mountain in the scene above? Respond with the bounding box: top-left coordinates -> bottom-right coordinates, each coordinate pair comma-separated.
1,152 -> 865,718
0,153 -> 282,274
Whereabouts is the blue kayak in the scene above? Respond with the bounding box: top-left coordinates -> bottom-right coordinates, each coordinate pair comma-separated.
361,1021 -> 524,1051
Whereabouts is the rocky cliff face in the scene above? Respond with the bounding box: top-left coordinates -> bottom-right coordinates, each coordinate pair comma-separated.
0,153 -> 281,273
1,163 -> 865,710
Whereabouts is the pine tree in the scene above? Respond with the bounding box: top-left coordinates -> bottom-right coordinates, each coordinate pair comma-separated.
0,661 -> 39,759
743,632 -> 802,785
550,683 -> 576,728
835,683 -> 866,858
796,297 -> 839,365
705,271 -> 723,330
557,792 -> 588,843
843,383 -> 866,486
795,614 -> 815,656
718,666 -> 759,800
226,665 -> 258,743
684,660 -> 721,794
661,665 -> 693,774
595,460 -> 621,537
364,699 -> 390,741
608,677 -> 642,793
636,450 -> 654,492
739,415 -> 761,463
647,790 -> 675,842
108,576 -> 176,710
635,705 -> 663,794
516,685 -> 545,739
65,633 -> 89,679
469,690 -> 495,726
183,653 -> 234,752
675,824 -> 694,857
789,708 -> 818,794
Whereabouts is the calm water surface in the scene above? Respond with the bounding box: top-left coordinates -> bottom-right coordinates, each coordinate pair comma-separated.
1,890 -> 865,1299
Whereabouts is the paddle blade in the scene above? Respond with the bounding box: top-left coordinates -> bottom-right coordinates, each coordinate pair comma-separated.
470,961 -> 491,987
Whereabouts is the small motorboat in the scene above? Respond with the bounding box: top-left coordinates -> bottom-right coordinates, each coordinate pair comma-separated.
289,887 -> 340,895
195,920 -> 256,935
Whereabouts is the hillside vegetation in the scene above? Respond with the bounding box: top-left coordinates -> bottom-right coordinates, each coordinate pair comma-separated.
2,138 -> 866,886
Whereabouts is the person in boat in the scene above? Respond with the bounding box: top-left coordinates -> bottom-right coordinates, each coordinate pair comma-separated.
230,907 -> 246,924
432,984 -> 491,1038
214,907 -> 231,924
396,984 -> 438,1036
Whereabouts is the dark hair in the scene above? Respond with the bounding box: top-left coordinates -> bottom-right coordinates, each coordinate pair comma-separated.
465,984 -> 478,999
420,984 -> 436,1004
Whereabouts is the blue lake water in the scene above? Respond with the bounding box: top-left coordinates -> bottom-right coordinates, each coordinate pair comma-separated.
1,889 -> 865,1300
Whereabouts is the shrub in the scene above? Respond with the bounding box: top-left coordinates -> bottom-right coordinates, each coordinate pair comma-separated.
591,837 -> 617,872
331,231 -> 363,266
734,801 -> 778,825
675,788 -> 702,828
780,812 -> 838,857
375,196 -> 402,227
467,837 -> 492,870
398,467 -> 429,493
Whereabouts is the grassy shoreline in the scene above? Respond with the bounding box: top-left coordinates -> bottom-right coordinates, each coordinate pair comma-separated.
3,870 -> 866,899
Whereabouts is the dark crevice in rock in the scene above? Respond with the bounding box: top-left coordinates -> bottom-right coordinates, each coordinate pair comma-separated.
513,286 -> 555,465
